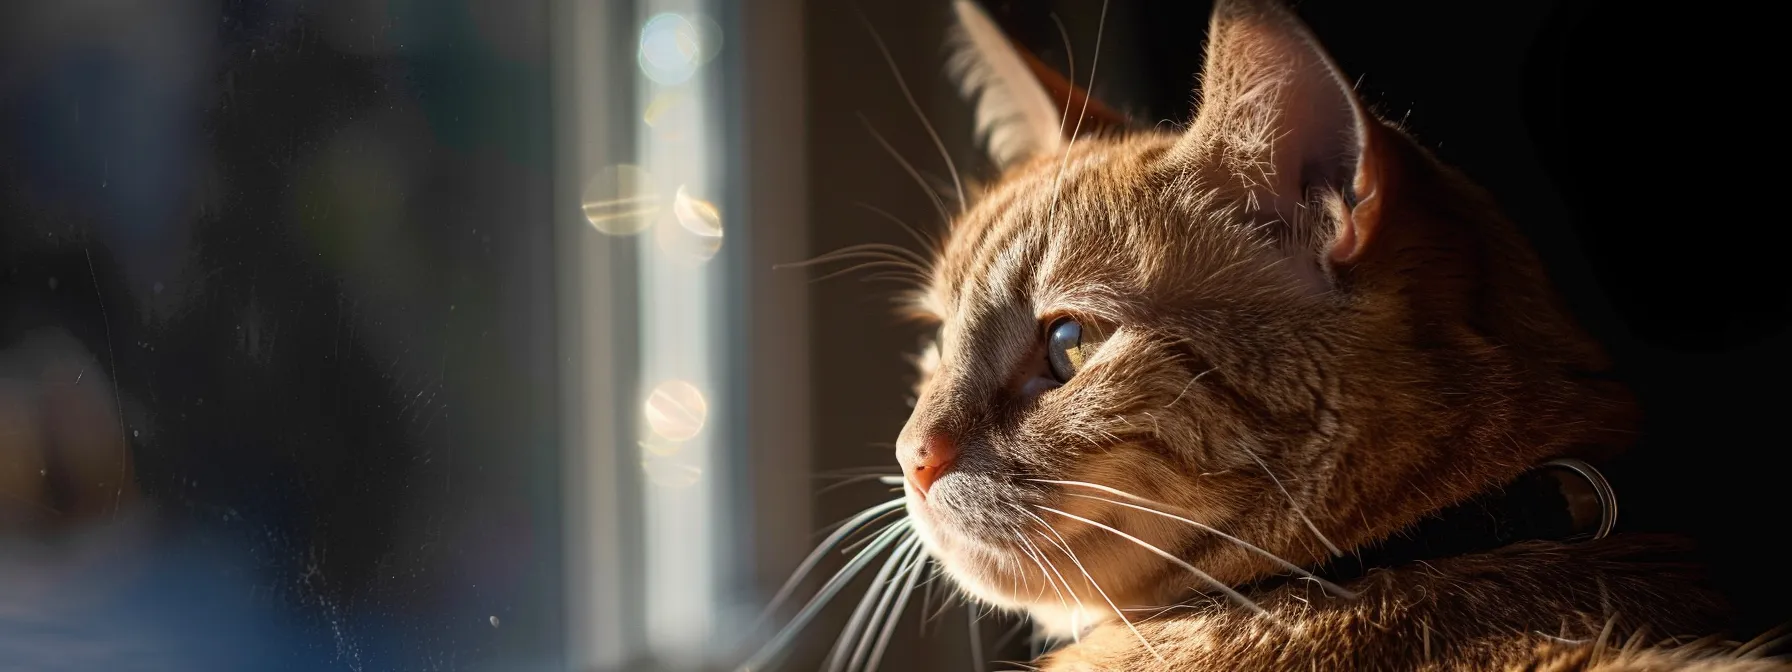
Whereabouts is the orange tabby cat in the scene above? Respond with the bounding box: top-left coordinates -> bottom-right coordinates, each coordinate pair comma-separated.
747,1 -> 1789,670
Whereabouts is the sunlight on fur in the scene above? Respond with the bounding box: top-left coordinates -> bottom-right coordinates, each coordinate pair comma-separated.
738,0 -> 1792,670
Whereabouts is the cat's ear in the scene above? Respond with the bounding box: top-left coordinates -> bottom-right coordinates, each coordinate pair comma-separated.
1181,0 -> 1382,268
948,0 -> 1131,170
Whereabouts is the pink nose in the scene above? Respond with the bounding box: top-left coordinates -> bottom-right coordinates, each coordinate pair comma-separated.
898,433 -> 958,497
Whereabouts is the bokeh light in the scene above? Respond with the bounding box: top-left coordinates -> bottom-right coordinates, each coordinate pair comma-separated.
582,164 -> 658,235
642,91 -> 700,144
654,185 -> 723,263
690,13 -> 724,64
636,12 -> 721,87
672,185 -> 722,239
643,379 -> 707,442
637,13 -> 702,86
642,91 -> 683,128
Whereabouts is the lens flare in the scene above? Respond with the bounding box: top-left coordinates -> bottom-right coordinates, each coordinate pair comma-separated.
638,13 -> 701,86
643,379 -> 707,442
582,164 -> 657,235
653,185 -> 724,263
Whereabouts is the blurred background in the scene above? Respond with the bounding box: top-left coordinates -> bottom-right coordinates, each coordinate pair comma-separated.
0,0 -> 1784,670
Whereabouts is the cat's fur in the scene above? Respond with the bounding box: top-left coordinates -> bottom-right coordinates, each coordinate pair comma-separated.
887,0 -> 1788,669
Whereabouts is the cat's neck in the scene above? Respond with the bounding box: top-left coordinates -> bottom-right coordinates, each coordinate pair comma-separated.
1033,534 -> 1730,671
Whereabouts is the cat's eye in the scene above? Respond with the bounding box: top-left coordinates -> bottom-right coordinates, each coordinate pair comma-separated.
1046,317 -> 1084,383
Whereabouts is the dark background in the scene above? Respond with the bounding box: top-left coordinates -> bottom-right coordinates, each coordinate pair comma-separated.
1,0 -> 1783,670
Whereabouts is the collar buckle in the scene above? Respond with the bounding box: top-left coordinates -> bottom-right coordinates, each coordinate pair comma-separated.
1539,458 -> 1619,541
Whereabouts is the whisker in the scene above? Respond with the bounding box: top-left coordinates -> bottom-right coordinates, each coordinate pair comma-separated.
855,9 -> 966,213
775,246 -> 930,272
808,261 -> 931,287
1048,10 -> 1077,138
1166,367 -> 1215,409
1044,0 -> 1109,228
814,241 -> 934,268
815,473 -> 904,498
1036,505 -> 1271,619
1121,601 -> 1207,620
813,465 -> 903,477
859,114 -> 953,227
1020,527 -> 1084,645
1238,443 -> 1344,557
920,564 -> 959,632
1029,480 -> 1355,598
918,556 -> 941,637
744,498 -> 906,640
834,546 -> 911,671
816,501 -> 909,548
1011,504 -> 1164,662
738,519 -> 914,672
1007,531 -> 1046,603
860,271 -> 932,287
777,254 -> 931,284
839,507 -> 915,557
827,534 -> 922,672
794,240 -> 929,259
863,543 -> 929,672
1013,531 -> 1072,615
851,201 -> 942,257
991,617 -> 1033,656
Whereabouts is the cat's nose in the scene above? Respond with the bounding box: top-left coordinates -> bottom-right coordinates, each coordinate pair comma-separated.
897,433 -> 957,498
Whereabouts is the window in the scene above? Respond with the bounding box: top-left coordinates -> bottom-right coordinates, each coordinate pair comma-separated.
558,0 -> 809,668
1,1 -> 805,670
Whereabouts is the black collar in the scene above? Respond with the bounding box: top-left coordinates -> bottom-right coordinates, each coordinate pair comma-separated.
1247,458 -> 1619,593
1033,459 -> 1618,657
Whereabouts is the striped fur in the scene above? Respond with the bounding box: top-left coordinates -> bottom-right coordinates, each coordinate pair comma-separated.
886,0 -> 1784,669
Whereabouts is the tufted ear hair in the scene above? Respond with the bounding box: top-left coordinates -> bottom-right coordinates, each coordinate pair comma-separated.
1178,0 -> 1385,282
946,0 -> 1132,170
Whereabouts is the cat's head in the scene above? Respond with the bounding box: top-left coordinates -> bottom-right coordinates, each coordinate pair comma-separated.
896,0 -> 1636,634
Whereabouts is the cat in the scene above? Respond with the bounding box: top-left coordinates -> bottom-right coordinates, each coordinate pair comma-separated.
743,1 -> 1790,670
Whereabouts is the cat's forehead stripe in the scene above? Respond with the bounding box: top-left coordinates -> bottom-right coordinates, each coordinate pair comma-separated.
947,201 -> 1048,326
941,142 -> 1119,304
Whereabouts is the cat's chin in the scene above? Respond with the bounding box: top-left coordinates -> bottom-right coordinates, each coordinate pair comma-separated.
909,485 -> 1237,632
908,489 -> 1140,631
911,513 -> 1131,639
915,532 -> 1038,614
908,493 -> 1049,608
